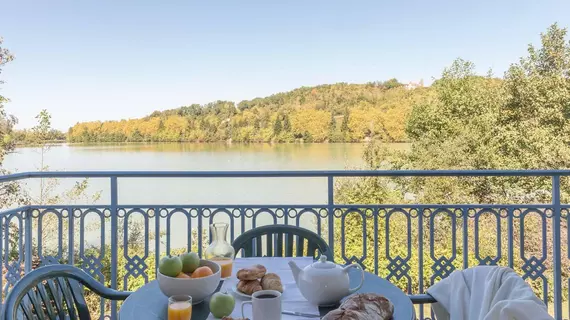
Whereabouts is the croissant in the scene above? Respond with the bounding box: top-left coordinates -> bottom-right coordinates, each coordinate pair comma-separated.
261,273 -> 283,292
237,280 -> 262,295
237,264 -> 267,281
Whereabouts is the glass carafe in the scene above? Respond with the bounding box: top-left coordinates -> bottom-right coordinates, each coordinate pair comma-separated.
204,222 -> 235,278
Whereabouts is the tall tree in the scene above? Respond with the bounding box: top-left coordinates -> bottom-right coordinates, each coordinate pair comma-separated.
498,23 -> 570,172
341,108 -> 349,133
0,38 -> 26,263
32,110 -> 54,203
273,116 -> 282,136
381,78 -> 403,89
328,111 -> 337,141
0,36 -> 16,165
282,114 -> 291,132
0,36 -> 22,209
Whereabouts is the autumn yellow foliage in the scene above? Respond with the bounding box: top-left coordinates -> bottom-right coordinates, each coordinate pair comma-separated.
68,82 -> 431,143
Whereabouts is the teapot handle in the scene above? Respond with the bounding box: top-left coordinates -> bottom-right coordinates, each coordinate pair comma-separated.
343,264 -> 365,294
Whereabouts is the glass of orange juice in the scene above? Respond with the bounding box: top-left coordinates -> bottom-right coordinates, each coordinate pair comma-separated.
168,295 -> 192,320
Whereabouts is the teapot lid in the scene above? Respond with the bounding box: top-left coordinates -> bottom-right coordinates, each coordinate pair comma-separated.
312,255 -> 336,269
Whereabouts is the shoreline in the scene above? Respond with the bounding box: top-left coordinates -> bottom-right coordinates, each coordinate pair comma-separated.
14,140 -> 410,148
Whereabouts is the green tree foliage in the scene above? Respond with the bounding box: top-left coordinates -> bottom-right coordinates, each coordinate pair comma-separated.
273,116 -> 282,136
68,83 -> 430,143
12,117 -> 66,146
366,78 -> 404,89
0,38 -> 23,263
11,129 -> 66,144
381,78 -> 404,89
0,37 -> 23,209
328,111 -> 342,142
336,24 -> 570,301
0,37 -> 15,164
283,114 -> 291,132
340,108 -> 349,135
401,24 -> 570,203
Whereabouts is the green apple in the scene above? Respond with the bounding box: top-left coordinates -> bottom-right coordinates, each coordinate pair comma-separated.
159,256 -> 182,277
180,252 -> 200,273
209,292 -> 235,318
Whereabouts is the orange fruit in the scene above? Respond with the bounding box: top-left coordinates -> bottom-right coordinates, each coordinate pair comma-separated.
191,266 -> 213,278
176,272 -> 191,279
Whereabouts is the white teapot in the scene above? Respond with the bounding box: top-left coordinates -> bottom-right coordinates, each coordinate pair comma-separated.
289,256 -> 364,306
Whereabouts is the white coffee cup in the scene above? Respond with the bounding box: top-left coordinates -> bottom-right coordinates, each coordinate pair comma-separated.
241,290 -> 282,320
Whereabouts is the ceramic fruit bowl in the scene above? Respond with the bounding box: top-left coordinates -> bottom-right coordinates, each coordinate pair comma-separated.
157,260 -> 221,304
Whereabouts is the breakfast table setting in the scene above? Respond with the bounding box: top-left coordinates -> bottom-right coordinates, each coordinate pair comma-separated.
119,256 -> 415,319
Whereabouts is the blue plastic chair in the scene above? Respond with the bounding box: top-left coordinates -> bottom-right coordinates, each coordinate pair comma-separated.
2,264 -> 131,320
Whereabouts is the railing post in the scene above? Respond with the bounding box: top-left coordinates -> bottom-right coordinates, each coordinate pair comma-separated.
418,206 -> 424,320
552,175 -> 562,319
155,206 -> 161,273
110,177 -> 118,319
197,208 -> 203,257
327,176 -> 334,257
24,208 -> 32,273
507,207 -> 514,269
68,206 -> 74,265
462,208 -> 468,269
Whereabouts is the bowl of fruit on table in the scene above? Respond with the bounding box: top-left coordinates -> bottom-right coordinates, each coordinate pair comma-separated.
157,252 -> 222,304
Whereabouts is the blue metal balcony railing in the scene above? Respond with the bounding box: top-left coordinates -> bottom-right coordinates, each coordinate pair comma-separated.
0,170 -> 568,319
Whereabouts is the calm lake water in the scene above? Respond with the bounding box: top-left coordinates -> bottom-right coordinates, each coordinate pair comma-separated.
4,143 -> 411,205
3,143 -> 409,247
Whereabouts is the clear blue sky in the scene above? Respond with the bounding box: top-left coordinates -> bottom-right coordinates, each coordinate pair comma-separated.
1,0 -> 569,130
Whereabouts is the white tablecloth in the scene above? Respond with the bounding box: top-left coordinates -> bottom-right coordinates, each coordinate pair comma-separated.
207,257 -> 319,320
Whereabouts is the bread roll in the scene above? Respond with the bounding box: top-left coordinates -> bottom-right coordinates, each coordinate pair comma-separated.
261,273 -> 283,292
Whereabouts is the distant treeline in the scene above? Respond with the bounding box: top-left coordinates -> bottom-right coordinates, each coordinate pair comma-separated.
11,128 -> 66,145
67,80 -> 430,144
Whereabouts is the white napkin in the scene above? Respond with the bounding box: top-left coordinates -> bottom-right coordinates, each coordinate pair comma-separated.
207,257 -> 319,320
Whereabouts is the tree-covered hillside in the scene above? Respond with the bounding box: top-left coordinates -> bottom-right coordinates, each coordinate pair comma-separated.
67,81 -> 431,143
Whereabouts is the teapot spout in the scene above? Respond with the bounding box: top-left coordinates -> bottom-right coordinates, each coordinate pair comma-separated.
288,260 -> 302,284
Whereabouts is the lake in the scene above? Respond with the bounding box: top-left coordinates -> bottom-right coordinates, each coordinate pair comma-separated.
4,142 -> 410,205
2,142 -> 409,247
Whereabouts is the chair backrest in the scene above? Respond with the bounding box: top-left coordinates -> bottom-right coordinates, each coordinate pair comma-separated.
232,225 -> 333,261
2,264 -> 130,320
